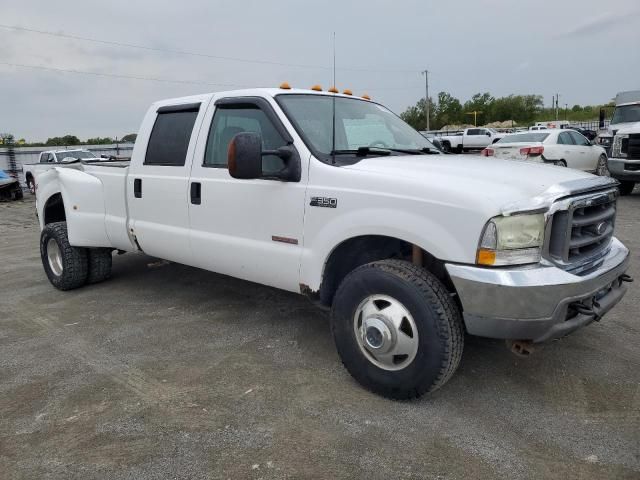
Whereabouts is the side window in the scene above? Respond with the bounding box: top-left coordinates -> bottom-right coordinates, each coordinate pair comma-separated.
569,131 -> 589,146
39,153 -> 47,163
467,129 -> 479,135
204,106 -> 287,174
145,107 -> 199,166
558,132 -> 574,145
48,153 -> 56,163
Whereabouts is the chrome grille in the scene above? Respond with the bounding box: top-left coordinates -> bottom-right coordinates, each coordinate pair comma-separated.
547,190 -> 617,274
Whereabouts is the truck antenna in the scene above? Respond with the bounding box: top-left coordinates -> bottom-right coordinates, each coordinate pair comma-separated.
331,32 -> 336,164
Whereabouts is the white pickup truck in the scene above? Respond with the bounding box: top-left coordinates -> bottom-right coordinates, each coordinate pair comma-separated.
436,127 -> 505,153
36,87 -> 631,399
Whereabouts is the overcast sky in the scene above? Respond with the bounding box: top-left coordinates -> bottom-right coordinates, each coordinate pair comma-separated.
1,0 -> 639,141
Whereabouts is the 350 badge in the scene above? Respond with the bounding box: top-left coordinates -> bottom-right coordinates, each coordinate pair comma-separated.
310,197 -> 337,208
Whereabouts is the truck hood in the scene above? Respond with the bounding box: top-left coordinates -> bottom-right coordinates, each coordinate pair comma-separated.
344,154 -> 615,216
613,122 -> 640,135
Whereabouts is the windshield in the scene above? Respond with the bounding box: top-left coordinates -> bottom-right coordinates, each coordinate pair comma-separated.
497,133 -> 549,144
611,104 -> 640,125
276,94 -> 436,160
56,150 -> 96,160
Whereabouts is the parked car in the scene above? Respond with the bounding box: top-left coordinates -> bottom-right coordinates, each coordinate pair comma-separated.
0,170 -> 23,201
529,125 -> 548,131
482,130 -> 609,175
35,87 -> 630,399
436,127 -> 505,153
23,149 -> 99,193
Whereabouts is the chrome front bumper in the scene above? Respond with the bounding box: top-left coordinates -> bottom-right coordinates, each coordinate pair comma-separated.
608,158 -> 640,182
445,238 -> 630,343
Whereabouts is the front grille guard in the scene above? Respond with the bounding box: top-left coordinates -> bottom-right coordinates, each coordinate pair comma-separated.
541,188 -> 619,275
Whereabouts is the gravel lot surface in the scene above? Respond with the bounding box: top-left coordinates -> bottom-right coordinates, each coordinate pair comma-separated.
1,194 -> 639,479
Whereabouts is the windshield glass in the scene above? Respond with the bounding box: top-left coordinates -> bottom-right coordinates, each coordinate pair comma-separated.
276,94 -> 436,159
497,133 -> 549,143
56,150 -> 96,160
611,104 -> 640,124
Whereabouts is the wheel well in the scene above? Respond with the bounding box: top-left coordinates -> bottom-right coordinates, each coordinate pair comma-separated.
25,172 -> 34,182
318,235 -> 454,307
43,193 -> 66,225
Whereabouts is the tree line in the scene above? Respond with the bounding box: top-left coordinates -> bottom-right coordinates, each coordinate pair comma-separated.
9,133 -> 138,147
400,92 -> 613,131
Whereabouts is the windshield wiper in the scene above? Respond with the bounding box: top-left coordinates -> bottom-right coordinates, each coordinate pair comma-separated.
383,147 -> 441,155
331,147 -> 392,157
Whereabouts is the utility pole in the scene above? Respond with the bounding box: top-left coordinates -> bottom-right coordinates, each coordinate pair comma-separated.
465,111 -> 483,127
564,104 -> 568,122
554,93 -> 560,121
422,70 -> 429,131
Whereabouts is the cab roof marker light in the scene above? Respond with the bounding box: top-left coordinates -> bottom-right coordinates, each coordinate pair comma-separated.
328,86 -> 339,93
279,82 -> 292,90
343,89 -> 353,95
311,85 -> 323,91
362,94 -> 371,100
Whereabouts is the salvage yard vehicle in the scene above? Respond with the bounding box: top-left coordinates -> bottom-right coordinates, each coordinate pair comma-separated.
483,130 -> 609,175
35,86 -> 631,399
436,127 -> 505,153
596,90 -> 640,154
0,170 -> 23,201
602,90 -> 640,195
23,149 -> 99,193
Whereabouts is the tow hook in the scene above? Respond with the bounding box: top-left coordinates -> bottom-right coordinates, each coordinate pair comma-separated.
619,274 -> 633,284
506,339 -> 535,357
572,301 -> 600,320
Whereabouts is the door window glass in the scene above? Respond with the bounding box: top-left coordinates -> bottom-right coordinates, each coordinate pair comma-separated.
204,106 -> 287,174
558,132 -> 575,145
145,109 -> 199,166
569,131 -> 589,146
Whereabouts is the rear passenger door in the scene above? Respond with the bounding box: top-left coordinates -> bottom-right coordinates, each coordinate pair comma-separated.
556,132 -> 579,167
127,101 -> 207,265
465,129 -> 482,148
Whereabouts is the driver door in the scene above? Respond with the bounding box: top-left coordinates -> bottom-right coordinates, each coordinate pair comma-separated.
188,96 -> 307,292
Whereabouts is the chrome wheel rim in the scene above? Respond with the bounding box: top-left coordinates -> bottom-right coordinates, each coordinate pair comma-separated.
597,156 -> 610,176
353,294 -> 419,371
47,238 -> 63,276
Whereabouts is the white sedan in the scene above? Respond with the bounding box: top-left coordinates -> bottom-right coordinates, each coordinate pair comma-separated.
482,130 -> 610,175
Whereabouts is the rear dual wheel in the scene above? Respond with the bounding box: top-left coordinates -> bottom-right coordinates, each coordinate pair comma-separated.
331,259 -> 464,400
40,222 -> 112,290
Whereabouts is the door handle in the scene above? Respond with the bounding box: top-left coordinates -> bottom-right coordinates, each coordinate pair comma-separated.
134,178 -> 142,198
190,182 -> 201,205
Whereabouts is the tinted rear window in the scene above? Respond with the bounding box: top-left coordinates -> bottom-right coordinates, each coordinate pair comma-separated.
145,108 -> 199,166
498,133 -> 549,144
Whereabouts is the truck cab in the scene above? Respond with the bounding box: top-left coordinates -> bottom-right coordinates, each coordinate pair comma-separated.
34,86 -> 631,399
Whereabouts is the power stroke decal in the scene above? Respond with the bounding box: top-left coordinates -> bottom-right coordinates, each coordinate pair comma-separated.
310,197 -> 337,208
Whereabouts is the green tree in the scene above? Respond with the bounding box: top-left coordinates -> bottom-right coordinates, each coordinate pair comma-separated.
121,133 -> 137,143
433,92 -> 463,129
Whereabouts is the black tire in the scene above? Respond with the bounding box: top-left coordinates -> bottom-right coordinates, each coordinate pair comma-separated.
26,176 -> 35,194
331,259 -> 464,400
14,188 -> 23,200
441,142 -> 451,153
40,222 -> 88,290
556,160 -> 567,167
87,248 -> 113,284
619,181 -> 635,196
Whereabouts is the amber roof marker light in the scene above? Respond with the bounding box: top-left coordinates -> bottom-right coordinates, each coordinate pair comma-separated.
362,93 -> 371,100
279,82 -> 291,90
311,85 -> 323,91
342,89 -> 353,95
328,86 -> 339,93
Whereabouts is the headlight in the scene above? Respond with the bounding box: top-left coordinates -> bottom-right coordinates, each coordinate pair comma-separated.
598,135 -> 612,147
612,134 -> 628,158
477,214 -> 544,266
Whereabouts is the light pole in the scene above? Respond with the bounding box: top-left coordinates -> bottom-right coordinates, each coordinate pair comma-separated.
421,70 -> 429,131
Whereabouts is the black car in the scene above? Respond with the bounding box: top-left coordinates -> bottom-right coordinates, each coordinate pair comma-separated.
568,127 -> 597,141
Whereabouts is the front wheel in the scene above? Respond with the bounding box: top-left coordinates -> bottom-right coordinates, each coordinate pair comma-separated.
596,155 -> 610,176
27,177 -> 35,194
40,222 -> 88,290
331,259 -> 464,399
